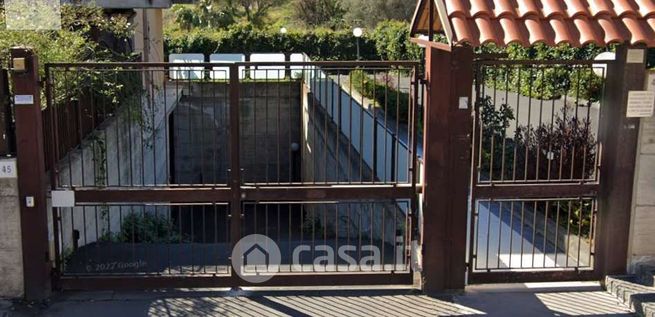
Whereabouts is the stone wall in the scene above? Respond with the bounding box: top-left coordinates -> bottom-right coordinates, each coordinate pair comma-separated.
629,115 -> 655,271
628,70 -> 655,272
0,174 -> 23,298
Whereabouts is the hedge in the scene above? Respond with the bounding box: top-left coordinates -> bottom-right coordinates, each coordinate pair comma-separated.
164,21 -> 421,61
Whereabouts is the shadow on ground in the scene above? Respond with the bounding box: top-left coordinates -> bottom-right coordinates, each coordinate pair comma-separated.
5,283 -> 634,317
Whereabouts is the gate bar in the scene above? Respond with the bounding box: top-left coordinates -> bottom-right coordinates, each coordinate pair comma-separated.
228,65 -> 242,289
72,186 -> 417,204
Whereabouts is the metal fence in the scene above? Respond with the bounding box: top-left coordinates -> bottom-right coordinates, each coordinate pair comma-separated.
45,61 -> 421,289
44,62 -> 420,188
469,59 -> 605,282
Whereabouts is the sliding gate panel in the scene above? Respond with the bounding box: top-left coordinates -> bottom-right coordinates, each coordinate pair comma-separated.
45,61 -> 421,289
469,59 -> 607,283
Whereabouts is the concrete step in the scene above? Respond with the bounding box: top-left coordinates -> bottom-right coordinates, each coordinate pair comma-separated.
605,275 -> 655,317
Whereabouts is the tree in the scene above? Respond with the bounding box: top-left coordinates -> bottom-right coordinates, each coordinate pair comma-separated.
172,0 -> 235,30
342,0 -> 415,27
293,0 -> 345,28
0,4 -> 134,70
174,0 -> 284,29
231,0 -> 284,27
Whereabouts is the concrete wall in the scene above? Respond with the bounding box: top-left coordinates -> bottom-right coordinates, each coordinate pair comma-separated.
52,88 -> 178,260
300,78 -> 409,247
301,70 -> 411,183
628,70 -> 655,272
0,175 -> 23,298
133,9 -> 165,64
629,115 -> 655,271
172,82 -> 302,184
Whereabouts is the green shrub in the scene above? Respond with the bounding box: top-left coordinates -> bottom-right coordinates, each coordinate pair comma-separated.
477,43 -> 607,101
164,21 -> 421,61
479,97 -> 596,238
370,20 -> 422,61
107,212 -> 182,243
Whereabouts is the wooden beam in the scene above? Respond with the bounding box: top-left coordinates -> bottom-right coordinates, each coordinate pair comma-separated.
596,45 -> 646,278
11,47 -> 51,300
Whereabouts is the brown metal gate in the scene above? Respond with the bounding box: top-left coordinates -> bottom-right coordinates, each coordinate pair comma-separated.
468,58 -> 610,283
44,61 -> 421,290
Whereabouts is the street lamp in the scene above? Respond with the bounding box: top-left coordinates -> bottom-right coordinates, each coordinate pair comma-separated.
353,27 -> 363,60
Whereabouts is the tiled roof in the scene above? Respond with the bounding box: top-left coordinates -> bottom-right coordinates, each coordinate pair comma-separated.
411,0 -> 655,47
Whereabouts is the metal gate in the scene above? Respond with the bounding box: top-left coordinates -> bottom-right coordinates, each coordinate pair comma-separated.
468,58 -> 609,283
44,61 -> 421,290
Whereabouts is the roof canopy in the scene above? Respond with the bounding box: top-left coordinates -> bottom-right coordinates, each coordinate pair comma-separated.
410,0 -> 655,47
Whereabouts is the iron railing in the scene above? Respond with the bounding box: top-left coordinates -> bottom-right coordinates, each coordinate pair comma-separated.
44,61 -> 421,189
45,61 -> 422,286
469,59 -> 607,278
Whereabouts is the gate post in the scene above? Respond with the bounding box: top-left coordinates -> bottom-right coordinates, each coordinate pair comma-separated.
596,45 -> 647,277
10,47 -> 51,300
421,43 -> 473,292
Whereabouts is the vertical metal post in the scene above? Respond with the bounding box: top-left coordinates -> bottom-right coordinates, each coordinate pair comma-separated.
421,44 -> 473,292
356,38 -> 361,61
428,0 -> 435,41
228,65 -> 242,285
10,47 -> 51,300
596,45 -> 645,277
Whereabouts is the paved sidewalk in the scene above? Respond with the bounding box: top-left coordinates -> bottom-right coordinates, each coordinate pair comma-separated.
3,282 -> 634,316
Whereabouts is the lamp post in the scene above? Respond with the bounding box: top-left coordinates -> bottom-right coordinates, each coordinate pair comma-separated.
280,27 -> 289,77
353,27 -> 363,60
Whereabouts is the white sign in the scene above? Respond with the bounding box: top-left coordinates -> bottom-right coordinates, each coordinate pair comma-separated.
627,49 -> 645,64
52,190 -> 75,207
14,95 -> 34,105
626,91 -> 655,118
458,97 -> 469,109
0,159 -> 17,178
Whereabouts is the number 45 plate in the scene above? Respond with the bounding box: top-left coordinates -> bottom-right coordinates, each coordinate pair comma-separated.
0,159 -> 17,178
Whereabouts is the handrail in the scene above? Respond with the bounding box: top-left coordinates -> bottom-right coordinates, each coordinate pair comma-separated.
45,61 -> 422,68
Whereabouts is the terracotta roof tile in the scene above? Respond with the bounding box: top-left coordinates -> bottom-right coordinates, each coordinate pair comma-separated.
436,0 -> 655,47
542,0 -> 567,18
637,0 -> 655,17
517,0 -> 542,17
588,0 -> 614,17
494,0 -> 518,17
